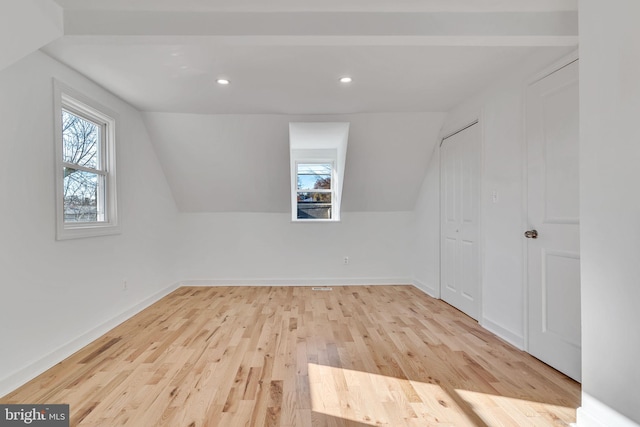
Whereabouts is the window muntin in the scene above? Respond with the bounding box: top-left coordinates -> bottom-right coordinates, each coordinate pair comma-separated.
296,162 -> 334,220
54,81 -> 119,239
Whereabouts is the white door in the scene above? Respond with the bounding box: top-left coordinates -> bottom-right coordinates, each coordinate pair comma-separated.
526,60 -> 581,382
440,123 -> 480,320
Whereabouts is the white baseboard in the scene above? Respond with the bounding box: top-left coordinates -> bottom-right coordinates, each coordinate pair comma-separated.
412,282 -> 527,352
0,282 -> 180,398
576,393 -> 640,427
481,317 -> 525,350
180,277 -> 412,287
411,278 -> 438,298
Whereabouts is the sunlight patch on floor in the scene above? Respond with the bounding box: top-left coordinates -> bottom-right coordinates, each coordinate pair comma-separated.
308,362 -> 463,426
307,363 -> 576,426
454,389 -> 575,426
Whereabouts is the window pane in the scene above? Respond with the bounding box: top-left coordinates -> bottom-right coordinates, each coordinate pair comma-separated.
297,163 -> 331,190
63,168 -> 103,223
62,110 -> 100,169
297,192 -> 332,219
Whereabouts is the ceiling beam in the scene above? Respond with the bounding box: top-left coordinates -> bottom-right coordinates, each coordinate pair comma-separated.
62,11 -> 578,47
54,0 -> 578,13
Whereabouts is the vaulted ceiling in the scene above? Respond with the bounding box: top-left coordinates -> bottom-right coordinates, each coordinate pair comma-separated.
41,0 -> 578,213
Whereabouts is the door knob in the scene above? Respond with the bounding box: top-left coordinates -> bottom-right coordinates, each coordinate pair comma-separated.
524,229 -> 538,239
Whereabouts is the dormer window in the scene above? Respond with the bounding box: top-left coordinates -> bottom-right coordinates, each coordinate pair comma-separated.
289,122 -> 349,222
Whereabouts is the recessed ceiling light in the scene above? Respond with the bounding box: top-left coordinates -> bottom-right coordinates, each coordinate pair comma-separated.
216,78 -> 230,85
339,77 -> 352,83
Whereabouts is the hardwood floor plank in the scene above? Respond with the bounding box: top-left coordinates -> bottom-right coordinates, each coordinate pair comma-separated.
1,285 -> 580,426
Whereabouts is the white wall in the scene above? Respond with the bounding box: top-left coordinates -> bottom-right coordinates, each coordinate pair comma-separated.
175,211 -> 412,285
411,49 -> 575,348
151,111 -> 447,289
146,111 -> 447,288
0,51 -> 179,395
411,144 -> 440,296
578,0 -> 640,425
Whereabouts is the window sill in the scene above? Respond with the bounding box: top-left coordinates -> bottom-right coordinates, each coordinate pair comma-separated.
56,223 -> 121,240
291,219 -> 341,223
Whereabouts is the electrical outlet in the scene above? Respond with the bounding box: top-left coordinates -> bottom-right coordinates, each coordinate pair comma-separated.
122,279 -> 128,290
343,256 -> 349,265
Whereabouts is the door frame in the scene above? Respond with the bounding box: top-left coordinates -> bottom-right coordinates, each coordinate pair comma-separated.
439,117 -> 484,321
521,49 -> 579,353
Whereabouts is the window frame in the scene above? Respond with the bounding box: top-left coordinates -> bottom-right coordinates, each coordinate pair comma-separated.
53,80 -> 120,240
292,159 -> 337,222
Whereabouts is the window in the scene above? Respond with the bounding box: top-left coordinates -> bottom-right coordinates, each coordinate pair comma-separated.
289,122 -> 349,222
54,81 -> 119,239
296,162 -> 334,220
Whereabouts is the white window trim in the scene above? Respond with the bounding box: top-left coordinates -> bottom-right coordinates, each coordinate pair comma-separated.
53,80 -> 120,240
292,159 -> 339,222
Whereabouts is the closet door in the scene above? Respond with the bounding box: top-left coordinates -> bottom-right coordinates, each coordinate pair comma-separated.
440,123 -> 480,320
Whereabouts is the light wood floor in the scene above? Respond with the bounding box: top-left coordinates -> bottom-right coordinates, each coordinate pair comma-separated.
1,286 -> 580,426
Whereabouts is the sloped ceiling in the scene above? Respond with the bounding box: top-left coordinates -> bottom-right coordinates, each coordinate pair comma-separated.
0,0 -> 62,73
143,112 -> 446,212
42,0 -> 578,213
